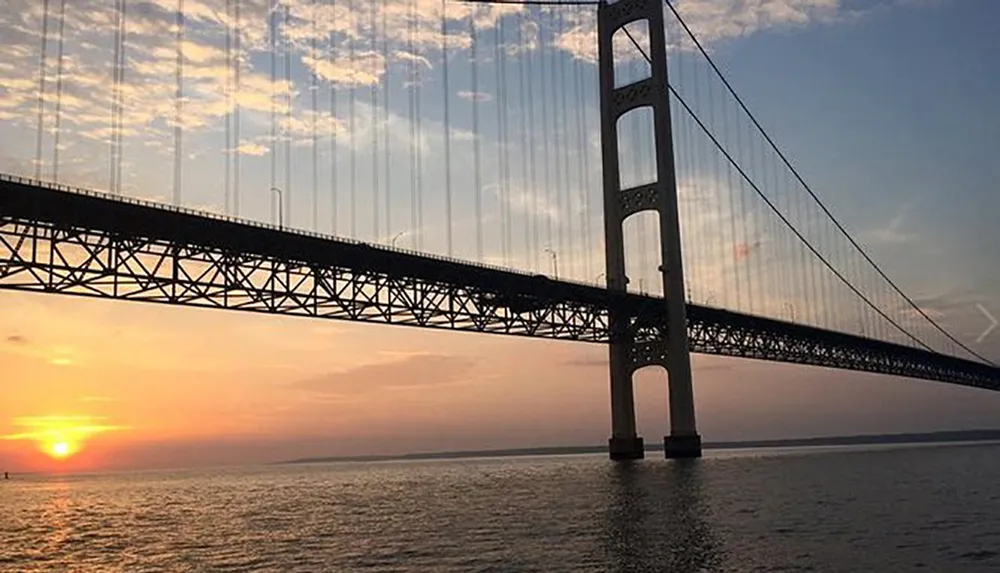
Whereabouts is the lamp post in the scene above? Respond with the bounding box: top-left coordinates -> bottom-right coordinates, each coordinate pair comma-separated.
543,247 -> 559,279
270,187 -> 284,230
784,302 -> 796,322
391,230 -> 406,248
857,299 -> 866,337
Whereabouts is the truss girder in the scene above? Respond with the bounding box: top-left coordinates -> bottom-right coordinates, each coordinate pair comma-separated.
2,176 -> 999,392
0,216 -> 610,342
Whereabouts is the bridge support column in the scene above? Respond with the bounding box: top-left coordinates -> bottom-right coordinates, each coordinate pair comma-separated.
598,0 -> 701,460
609,343 -> 644,460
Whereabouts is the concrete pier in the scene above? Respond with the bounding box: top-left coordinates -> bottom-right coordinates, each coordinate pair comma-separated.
609,437 -> 645,460
664,435 -> 702,459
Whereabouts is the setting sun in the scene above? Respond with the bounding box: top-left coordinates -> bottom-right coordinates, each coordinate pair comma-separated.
2,415 -> 127,464
46,440 -> 76,459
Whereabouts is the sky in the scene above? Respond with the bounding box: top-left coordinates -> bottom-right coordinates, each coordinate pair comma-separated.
1,0 -> 999,473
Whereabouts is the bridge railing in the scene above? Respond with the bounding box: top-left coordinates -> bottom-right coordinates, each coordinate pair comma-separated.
0,172 -> 620,294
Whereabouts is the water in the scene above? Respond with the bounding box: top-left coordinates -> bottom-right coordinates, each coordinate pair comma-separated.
2,442 -> 999,572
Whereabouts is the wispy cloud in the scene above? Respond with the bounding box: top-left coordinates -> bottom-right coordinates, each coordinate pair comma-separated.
871,203 -> 917,244
2,415 -> 128,442
5,334 -> 27,346
78,396 -> 121,403
293,353 -> 477,396
457,90 -> 492,103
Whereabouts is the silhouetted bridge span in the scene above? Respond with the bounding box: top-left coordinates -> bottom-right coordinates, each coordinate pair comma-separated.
3,175 -> 998,392
7,0 -> 997,461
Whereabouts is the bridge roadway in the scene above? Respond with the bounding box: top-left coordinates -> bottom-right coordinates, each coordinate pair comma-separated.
2,174 -> 998,391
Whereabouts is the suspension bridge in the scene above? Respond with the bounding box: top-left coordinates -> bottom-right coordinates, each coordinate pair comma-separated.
1,0 -> 998,459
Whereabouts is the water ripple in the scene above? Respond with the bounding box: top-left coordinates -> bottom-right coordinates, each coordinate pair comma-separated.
1,444 -> 999,572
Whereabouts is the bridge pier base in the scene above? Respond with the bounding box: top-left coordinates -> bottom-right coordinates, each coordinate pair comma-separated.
664,434 -> 702,459
609,437 -> 645,460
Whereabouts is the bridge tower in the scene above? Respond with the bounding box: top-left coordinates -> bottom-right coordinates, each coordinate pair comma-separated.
598,0 -> 701,459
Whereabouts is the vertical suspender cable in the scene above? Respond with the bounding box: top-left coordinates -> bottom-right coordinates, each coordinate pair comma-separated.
557,10 -> 573,277
673,50 -> 690,299
495,15 -> 509,265
283,5 -> 292,225
109,0 -> 127,195
233,0 -> 241,216
225,0 -> 232,213
737,109 -> 753,313
471,14 -> 483,260
52,0 -> 67,182
500,16 -> 511,265
414,10 -> 425,251
269,6 -> 277,217
763,132 -> 786,316
516,12 -> 530,270
110,0 -> 121,192
629,56 -> 646,292
441,0 -> 453,256
572,30 -> 591,279
382,0 -> 391,239
553,10 -> 567,276
722,100 -> 741,308
349,0 -> 357,237
117,0 -> 127,195
311,0 -> 319,230
706,63 -> 723,303
175,0 -> 184,205
525,9 -> 539,271
35,0 -> 51,181
687,49 -> 704,300
329,0 -> 338,234
751,111 -> 767,314
538,10 -> 552,258
409,0 -> 418,248
371,2 -> 379,240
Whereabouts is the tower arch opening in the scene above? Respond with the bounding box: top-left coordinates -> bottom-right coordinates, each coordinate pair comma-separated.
616,106 -> 658,192
611,19 -> 652,89
622,210 -> 663,297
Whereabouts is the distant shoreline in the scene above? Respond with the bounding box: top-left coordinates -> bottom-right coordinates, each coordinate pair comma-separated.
275,429 -> 1000,465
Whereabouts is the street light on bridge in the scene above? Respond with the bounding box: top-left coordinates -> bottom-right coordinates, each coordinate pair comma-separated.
784,302 -> 796,322
543,248 -> 559,279
390,230 -> 407,248
269,187 -> 284,230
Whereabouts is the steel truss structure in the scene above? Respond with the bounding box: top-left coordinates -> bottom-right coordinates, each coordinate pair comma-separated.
2,175 -> 999,391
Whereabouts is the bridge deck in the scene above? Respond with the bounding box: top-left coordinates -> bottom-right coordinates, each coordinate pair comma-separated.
1,174 -> 998,391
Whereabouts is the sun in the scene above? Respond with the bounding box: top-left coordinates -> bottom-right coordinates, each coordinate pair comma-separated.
45,440 -> 77,460
3,415 -> 126,463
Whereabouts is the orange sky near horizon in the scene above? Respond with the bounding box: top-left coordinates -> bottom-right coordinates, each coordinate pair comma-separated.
3,289 -> 1000,473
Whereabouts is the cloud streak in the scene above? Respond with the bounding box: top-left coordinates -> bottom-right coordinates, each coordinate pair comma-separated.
2,415 -> 128,442
293,353 -> 477,396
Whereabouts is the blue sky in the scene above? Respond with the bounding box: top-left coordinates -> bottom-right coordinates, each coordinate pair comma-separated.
1,0 -> 998,469
710,0 -> 1000,346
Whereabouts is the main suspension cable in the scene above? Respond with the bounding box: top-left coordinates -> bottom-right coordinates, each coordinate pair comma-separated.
620,25 -> 935,353
661,0 -> 991,364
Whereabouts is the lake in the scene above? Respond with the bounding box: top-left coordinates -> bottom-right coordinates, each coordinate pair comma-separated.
2,442 -> 999,571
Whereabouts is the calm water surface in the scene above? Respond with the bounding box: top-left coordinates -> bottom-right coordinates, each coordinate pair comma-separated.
2,442 -> 999,572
